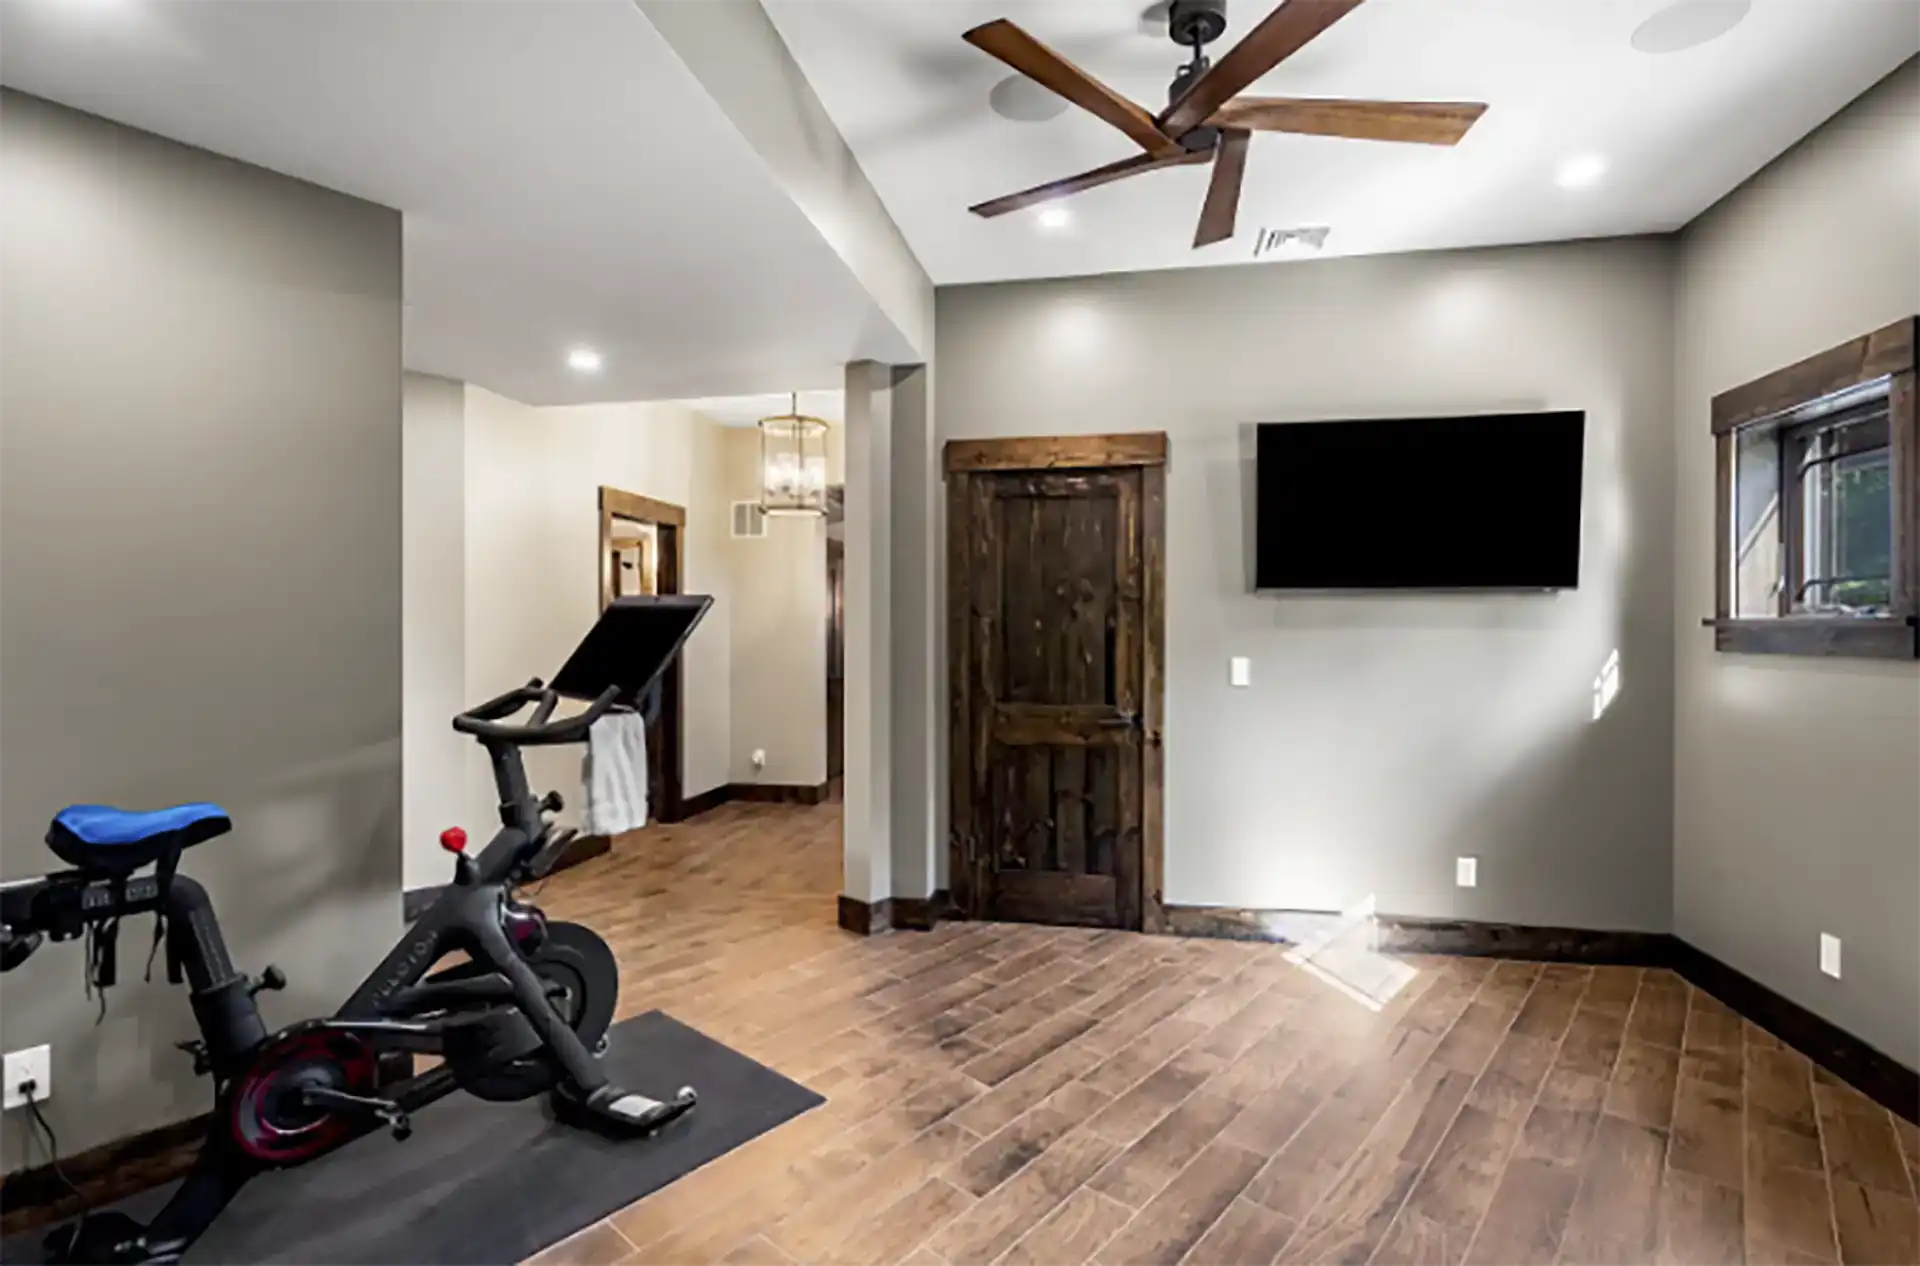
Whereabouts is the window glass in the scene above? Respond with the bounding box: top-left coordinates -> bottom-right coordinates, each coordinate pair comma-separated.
1788,407 -> 1891,614
1733,426 -> 1781,617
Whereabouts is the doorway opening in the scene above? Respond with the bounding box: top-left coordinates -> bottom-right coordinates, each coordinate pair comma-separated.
599,486 -> 688,824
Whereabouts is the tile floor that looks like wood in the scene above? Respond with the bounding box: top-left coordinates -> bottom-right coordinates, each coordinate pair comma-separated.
531,799 -> 1920,1266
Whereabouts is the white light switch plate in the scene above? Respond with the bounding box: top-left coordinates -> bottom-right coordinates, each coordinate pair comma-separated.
1229,657 -> 1251,688
1455,857 -> 1478,888
1820,933 -> 1842,979
4,1045 -> 50,1111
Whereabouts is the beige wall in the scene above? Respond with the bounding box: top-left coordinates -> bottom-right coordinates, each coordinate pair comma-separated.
936,238 -> 1677,931
0,91 -> 402,1168
1673,58 -> 1920,1067
722,427 -> 829,788
402,371 -> 468,892
458,390 -> 732,849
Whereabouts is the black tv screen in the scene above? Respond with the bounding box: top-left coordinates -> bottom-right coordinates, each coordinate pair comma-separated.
1255,411 -> 1585,591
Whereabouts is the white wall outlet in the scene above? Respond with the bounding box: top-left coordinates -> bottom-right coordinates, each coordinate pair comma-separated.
1229,656 -> 1251,688
1820,933 -> 1842,979
1455,856 -> 1478,888
4,1044 -> 51,1111
750,748 -> 767,771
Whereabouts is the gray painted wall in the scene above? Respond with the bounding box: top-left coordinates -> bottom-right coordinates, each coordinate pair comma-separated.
0,91 -> 403,1168
936,238 -> 1676,931
1674,59 -> 1920,1068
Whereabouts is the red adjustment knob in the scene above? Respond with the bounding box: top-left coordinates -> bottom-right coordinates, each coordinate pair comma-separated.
439,827 -> 468,854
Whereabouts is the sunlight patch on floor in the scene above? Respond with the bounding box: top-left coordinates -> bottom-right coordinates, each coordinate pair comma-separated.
1282,894 -> 1419,1011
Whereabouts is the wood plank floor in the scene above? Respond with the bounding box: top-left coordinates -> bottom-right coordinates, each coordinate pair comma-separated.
531,800 -> 1920,1266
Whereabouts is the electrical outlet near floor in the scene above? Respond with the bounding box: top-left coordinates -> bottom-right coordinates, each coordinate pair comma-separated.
1455,856 -> 1478,888
1820,933 -> 1842,979
3,1044 -> 51,1111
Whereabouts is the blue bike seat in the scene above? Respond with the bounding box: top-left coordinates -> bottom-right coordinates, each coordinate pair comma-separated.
47,803 -> 231,874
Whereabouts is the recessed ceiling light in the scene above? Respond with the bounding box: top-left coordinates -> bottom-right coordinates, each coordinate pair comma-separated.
1036,206 -> 1073,231
1555,154 -> 1608,191
567,347 -> 603,373
1631,0 -> 1751,55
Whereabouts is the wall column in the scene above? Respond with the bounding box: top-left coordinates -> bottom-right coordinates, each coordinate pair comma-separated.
889,365 -> 937,907
842,360 -> 894,919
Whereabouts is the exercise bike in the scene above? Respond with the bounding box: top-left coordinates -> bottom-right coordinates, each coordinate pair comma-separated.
0,595 -> 713,1264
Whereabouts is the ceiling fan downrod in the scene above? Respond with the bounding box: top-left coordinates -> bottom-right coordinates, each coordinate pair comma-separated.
1167,0 -> 1228,150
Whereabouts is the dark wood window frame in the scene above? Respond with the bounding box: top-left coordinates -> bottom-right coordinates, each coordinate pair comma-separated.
1706,316 -> 1919,660
945,432 -> 1169,933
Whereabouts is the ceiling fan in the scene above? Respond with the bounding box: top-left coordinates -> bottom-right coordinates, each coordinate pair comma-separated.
962,0 -> 1488,248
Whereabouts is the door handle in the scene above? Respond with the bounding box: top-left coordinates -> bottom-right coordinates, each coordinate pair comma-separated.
1097,712 -> 1138,730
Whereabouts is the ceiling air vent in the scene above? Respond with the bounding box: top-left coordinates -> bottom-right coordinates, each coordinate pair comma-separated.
1253,226 -> 1330,259
731,501 -> 767,539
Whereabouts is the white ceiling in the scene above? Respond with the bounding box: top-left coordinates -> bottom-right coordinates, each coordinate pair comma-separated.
682,390 -> 845,428
0,0 -> 908,405
764,0 -> 1920,285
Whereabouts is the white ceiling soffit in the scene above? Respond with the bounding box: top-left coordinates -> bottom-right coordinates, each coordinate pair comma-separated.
682,390 -> 845,428
0,0 -> 915,405
763,0 -> 1920,285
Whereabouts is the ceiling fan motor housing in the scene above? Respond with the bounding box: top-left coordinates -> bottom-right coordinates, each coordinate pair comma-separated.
1167,0 -> 1229,49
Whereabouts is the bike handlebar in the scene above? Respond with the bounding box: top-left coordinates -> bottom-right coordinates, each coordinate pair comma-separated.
452,679 -> 624,746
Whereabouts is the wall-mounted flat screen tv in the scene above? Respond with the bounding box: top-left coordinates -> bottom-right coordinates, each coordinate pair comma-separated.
1255,410 -> 1586,591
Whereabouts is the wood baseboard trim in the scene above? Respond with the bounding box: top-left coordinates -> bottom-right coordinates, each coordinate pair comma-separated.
656,781 -> 836,819
730,781 -> 833,806
1667,938 -> 1918,1123
837,894 -> 893,936
891,890 -> 951,932
1163,903 -> 1916,1122
1163,904 -> 1669,964
0,1115 -> 206,1236
679,783 -> 733,818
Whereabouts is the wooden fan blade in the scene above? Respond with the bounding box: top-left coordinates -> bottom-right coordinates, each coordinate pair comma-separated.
970,148 -> 1210,219
1208,97 -> 1486,145
964,19 -> 1178,155
1158,0 -> 1368,139
1193,129 -> 1250,248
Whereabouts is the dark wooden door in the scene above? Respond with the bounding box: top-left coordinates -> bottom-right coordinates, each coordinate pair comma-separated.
950,441 -> 1165,930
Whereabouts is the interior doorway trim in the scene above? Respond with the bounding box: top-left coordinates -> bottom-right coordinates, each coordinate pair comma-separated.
598,485 -> 689,823
944,432 -> 1169,932
598,487 -> 686,608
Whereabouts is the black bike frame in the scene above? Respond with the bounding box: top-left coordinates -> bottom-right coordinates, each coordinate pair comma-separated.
0,729 -> 621,1262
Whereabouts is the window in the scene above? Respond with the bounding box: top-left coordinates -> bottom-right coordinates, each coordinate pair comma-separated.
1708,317 -> 1918,659
1783,398 -> 1891,614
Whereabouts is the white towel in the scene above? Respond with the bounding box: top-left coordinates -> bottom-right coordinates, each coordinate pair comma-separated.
582,713 -> 648,836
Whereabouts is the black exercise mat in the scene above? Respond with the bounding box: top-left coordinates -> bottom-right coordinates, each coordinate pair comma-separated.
6,1011 -> 822,1266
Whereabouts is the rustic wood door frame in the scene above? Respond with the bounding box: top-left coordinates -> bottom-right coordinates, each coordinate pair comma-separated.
944,433 -> 1168,933
599,486 -> 689,823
